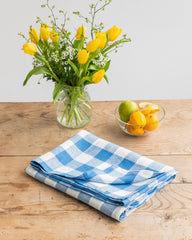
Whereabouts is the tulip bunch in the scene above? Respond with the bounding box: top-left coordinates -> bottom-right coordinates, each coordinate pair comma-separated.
19,0 -> 131,128
19,0 -> 130,101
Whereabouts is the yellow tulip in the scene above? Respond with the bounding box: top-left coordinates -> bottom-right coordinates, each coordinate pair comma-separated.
29,28 -> 39,44
40,23 -> 50,41
50,30 -> 59,42
77,49 -> 89,64
92,69 -> 105,84
23,43 -> 37,55
86,38 -> 100,53
106,25 -> 122,41
76,26 -> 86,40
95,32 -> 107,49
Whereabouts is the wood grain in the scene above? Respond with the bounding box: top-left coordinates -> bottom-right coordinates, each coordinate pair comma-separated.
0,100 -> 192,156
0,100 -> 192,240
0,155 -> 192,240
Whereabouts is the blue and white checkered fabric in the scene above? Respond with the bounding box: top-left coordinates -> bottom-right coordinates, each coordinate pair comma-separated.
25,130 -> 177,221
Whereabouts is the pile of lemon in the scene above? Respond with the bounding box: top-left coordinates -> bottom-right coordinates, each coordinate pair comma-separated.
118,101 -> 160,135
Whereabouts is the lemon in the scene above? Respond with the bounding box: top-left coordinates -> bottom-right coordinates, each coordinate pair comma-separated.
119,100 -> 139,122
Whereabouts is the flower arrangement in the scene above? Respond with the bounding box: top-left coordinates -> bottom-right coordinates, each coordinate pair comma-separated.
19,0 -> 131,128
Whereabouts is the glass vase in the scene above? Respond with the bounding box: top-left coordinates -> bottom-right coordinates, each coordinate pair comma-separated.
56,86 -> 92,128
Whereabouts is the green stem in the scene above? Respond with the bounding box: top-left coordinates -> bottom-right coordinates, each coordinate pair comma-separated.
80,106 -> 91,119
60,109 -> 66,124
74,111 -> 78,126
37,45 -> 43,55
91,3 -> 97,39
102,38 -> 131,54
74,107 -> 83,123
81,100 -> 92,109
46,0 -> 57,25
34,53 -> 60,83
68,110 -> 75,125
65,103 -> 69,125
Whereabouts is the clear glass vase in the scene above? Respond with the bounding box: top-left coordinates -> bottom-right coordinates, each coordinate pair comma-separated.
56,86 -> 92,128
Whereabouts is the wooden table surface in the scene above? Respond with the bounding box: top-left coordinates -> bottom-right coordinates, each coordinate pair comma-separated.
0,100 -> 192,240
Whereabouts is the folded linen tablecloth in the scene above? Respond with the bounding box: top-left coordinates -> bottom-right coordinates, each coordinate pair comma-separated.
25,130 -> 177,221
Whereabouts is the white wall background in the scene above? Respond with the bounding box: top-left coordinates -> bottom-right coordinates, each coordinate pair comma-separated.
0,0 -> 192,102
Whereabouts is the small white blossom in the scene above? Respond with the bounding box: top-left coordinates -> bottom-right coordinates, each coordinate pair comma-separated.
61,51 -> 68,59
62,39 -> 67,44
51,53 -> 56,58
71,49 -> 76,55
64,51 -> 69,56
98,53 -> 102,58
32,57 -> 41,67
101,62 -> 105,67
95,60 -> 100,66
105,56 -> 109,61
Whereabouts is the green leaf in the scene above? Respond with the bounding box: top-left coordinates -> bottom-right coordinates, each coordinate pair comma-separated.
102,38 -> 131,54
80,76 -> 91,84
73,11 -> 80,15
34,53 -> 50,68
34,53 -> 60,82
104,74 -> 109,84
37,39 -> 45,51
23,66 -> 52,86
84,49 -> 101,73
104,60 -> 111,72
73,40 -> 81,50
67,59 -> 80,76
79,31 -> 85,49
52,82 -> 66,104
88,64 -> 99,71
106,34 -> 109,45
74,26 -> 85,51
82,76 -> 91,81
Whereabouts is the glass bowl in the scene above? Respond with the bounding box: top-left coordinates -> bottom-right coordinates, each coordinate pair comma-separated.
114,103 -> 166,136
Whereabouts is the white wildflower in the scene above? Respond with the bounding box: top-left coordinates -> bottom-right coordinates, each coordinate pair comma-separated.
61,51 -> 68,59
101,61 -> 105,67
98,53 -> 102,58
71,49 -> 76,55
32,57 -> 41,67
64,51 -> 69,56
105,56 -> 109,62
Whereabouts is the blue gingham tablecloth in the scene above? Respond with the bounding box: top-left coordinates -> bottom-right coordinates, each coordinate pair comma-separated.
25,130 -> 177,221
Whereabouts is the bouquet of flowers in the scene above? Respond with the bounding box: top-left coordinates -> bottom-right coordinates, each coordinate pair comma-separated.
19,0 -> 131,128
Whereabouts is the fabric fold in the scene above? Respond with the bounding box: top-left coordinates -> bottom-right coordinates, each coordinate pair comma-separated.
25,130 -> 177,221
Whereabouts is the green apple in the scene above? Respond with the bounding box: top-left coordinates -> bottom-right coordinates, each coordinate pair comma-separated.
119,100 -> 139,122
